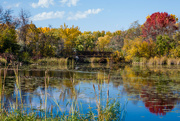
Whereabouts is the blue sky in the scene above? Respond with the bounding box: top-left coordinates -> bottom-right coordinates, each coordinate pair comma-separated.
1,0 -> 180,32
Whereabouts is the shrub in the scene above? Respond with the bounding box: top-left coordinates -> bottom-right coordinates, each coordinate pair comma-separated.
111,51 -> 124,63
0,57 -> 7,65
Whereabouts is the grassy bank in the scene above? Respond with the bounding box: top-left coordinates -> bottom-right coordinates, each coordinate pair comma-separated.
37,58 -> 68,65
132,57 -> 180,65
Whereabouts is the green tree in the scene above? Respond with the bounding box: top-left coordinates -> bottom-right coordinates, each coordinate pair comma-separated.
75,34 -> 96,51
0,24 -> 19,55
155,35 -> 175,56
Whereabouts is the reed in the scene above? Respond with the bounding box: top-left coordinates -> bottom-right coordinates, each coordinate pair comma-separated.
160,56 -> 167,65
147,56 -> 168,65
167,58 -> 178,65
0,66 -> 126,121
177,59 -> 180,65
139,57 -> 147,65
37,57 -> 68,65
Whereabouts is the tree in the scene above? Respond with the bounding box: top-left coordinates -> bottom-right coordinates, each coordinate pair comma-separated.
105,31 -> 112,36
109,35 -> 124,51
155,35 -> 175,56
0,7 -> 20,56
59,23 -> 81,50
97,35 -> 111,51
122,37 -> 156,61
0,24 -> 19,55
93,31 -> 102,39
17,9 -> 30,48
112,30 -> 121,36
0,6 -> 3,24
75,34 -> 96,51
142,12 -> 178,40
125,20 -> 142,40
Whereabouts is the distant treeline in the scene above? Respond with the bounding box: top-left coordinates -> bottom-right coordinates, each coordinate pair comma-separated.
0,6 -> 180,64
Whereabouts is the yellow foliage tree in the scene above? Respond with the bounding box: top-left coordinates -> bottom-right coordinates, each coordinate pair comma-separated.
105,31 -> 112,36
26,22 -> 39,45
112,30 -> 121,36
59,23 -> 81,49
97,35 -> 111,51
38,27 -> 51,33
122,37 -> 156,61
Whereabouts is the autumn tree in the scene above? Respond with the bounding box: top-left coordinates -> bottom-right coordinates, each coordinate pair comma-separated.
12,9 -> 30,59
59,23 -> 81,50
105,31 -> 112,36
0,24 -> 19,54
155,35 -> 175,57
26,22 -> 40,56
82,31 -> 92,35
122,37 -> 156,61
97,35 -> 111,51
112,30 -> 121,36
75,34 -> 96,51
92,31 -> 104,39
109,35 -> 124,51
0,6 -> 3,24
142,12 -> 178,40
125,20 -> 142,40
0,7 -> 20,56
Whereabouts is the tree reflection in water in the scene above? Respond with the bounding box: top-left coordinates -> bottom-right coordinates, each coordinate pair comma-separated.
141,88 -> 176,115
122,65 -> 180,115
1,64 -> 180,117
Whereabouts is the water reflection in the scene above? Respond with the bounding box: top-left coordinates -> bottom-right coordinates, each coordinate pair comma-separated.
121,66 -> 180,116
1,64 -> 180,120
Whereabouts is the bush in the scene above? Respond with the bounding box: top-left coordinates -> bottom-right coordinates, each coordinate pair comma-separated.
0,57 -> 7,65
111,51 -> 124,63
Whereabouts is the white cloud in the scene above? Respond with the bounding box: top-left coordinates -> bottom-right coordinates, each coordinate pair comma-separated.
32,0 -> 54,8
6,3 -> 21,8
60,0 -> 79,7
15,3 -> 20,7
32,11 -> 65,21
3,1 -> 7,4
67,8 -> 103,20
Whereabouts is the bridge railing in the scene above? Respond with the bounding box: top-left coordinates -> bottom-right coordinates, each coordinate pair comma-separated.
59,49 -> 113,58
77,51 -> 113,57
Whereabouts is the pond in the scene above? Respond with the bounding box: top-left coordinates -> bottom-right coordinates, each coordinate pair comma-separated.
1,63 -> 180,121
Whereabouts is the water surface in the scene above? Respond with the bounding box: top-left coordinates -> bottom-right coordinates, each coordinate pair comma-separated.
1,64 -> 180,121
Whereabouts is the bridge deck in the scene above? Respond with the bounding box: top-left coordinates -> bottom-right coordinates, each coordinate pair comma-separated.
76,51 -> 113,58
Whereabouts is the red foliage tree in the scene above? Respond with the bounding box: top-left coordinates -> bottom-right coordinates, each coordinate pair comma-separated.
142,12 -> 178,40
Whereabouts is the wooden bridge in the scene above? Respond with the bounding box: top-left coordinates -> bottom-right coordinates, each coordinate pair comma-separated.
61,50 -> 113,58
75,51 -> 113,58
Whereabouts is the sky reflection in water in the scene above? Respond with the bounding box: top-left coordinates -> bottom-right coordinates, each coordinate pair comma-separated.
1,64 -> 180,121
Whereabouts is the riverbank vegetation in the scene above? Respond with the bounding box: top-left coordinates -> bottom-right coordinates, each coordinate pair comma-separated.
0,6 -> 180,65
